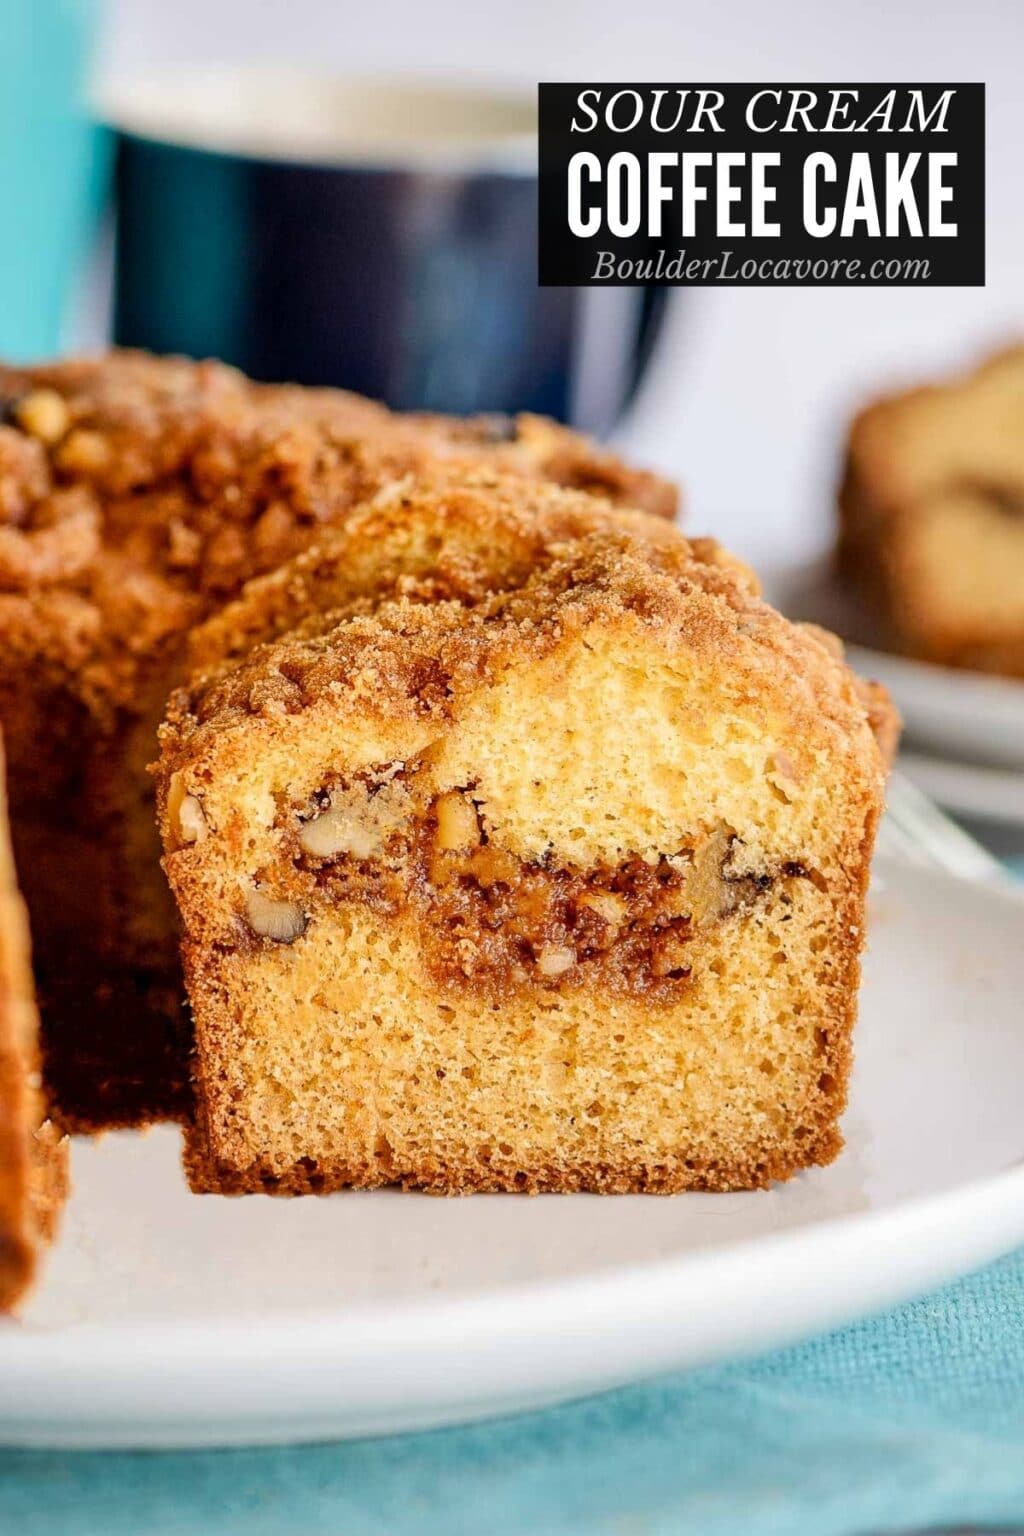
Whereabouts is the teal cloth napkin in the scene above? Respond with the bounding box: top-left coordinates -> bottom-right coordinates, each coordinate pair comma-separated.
3,1252 -> 1024,1535
5,860 -> 1023,1534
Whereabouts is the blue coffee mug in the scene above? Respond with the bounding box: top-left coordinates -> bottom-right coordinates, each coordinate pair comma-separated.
106,72 -> 667,433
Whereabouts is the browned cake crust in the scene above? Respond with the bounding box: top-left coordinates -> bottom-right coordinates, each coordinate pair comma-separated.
839,344 -> 1024,676
0,351 -> 678,1130
158,473 -> 891,1197
0,735 -> 68,1311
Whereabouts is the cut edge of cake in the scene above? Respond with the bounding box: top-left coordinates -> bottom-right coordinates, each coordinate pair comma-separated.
0,732 -> 69,1311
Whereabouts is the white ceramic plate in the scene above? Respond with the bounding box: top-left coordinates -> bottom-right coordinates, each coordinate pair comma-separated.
765,561 -> 1024,771
3,858 -> 1024,1450
898,751 -> 1024,830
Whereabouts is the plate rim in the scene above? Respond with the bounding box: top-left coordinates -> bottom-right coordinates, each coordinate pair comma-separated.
3,858 -> 1023,1446
5,1151 -> 1024,1358
846,641 -> 1024,712
4,1157 -> 1024,1448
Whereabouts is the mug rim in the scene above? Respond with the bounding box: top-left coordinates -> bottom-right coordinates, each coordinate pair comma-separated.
97,65 -> 538,178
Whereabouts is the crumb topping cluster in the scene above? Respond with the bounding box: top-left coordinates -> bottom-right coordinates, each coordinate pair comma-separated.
164,470 -> 885,786
0,352 -> 677,717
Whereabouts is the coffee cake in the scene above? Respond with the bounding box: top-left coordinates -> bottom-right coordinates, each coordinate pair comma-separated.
158,473 -> 890,1195
840,344 -> 1024,677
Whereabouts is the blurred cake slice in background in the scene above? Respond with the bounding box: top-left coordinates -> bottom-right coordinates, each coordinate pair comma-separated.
157,472 -> 891,1197
0,734 -> 68,1313
839,344 -> 1024,678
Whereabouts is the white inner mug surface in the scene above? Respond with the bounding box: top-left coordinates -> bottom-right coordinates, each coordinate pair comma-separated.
99,68 -> 537,171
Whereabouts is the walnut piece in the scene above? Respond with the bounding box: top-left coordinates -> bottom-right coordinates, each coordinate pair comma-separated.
246,889 -> 307,943
300,777 -> 410,860
14,388 -> 69,445
300,805 -> 379,859
434,791 -> 481,852
577,890 -> 626,927
536,943 -> 575,977
56,428 -> 111,475
686,824 -> 735,929
178,795 -> 207,843
167,772 -> 208,845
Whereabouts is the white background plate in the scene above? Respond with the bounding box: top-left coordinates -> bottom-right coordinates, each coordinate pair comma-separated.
3,858 -> 1024,1449
897,751 -> 1024,830
845,645 -> 1024,772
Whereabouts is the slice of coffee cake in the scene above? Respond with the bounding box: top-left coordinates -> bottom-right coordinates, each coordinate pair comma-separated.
0,735 -> 67,1310
158,475 -> 890,1195
840,344 -> 1024,676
